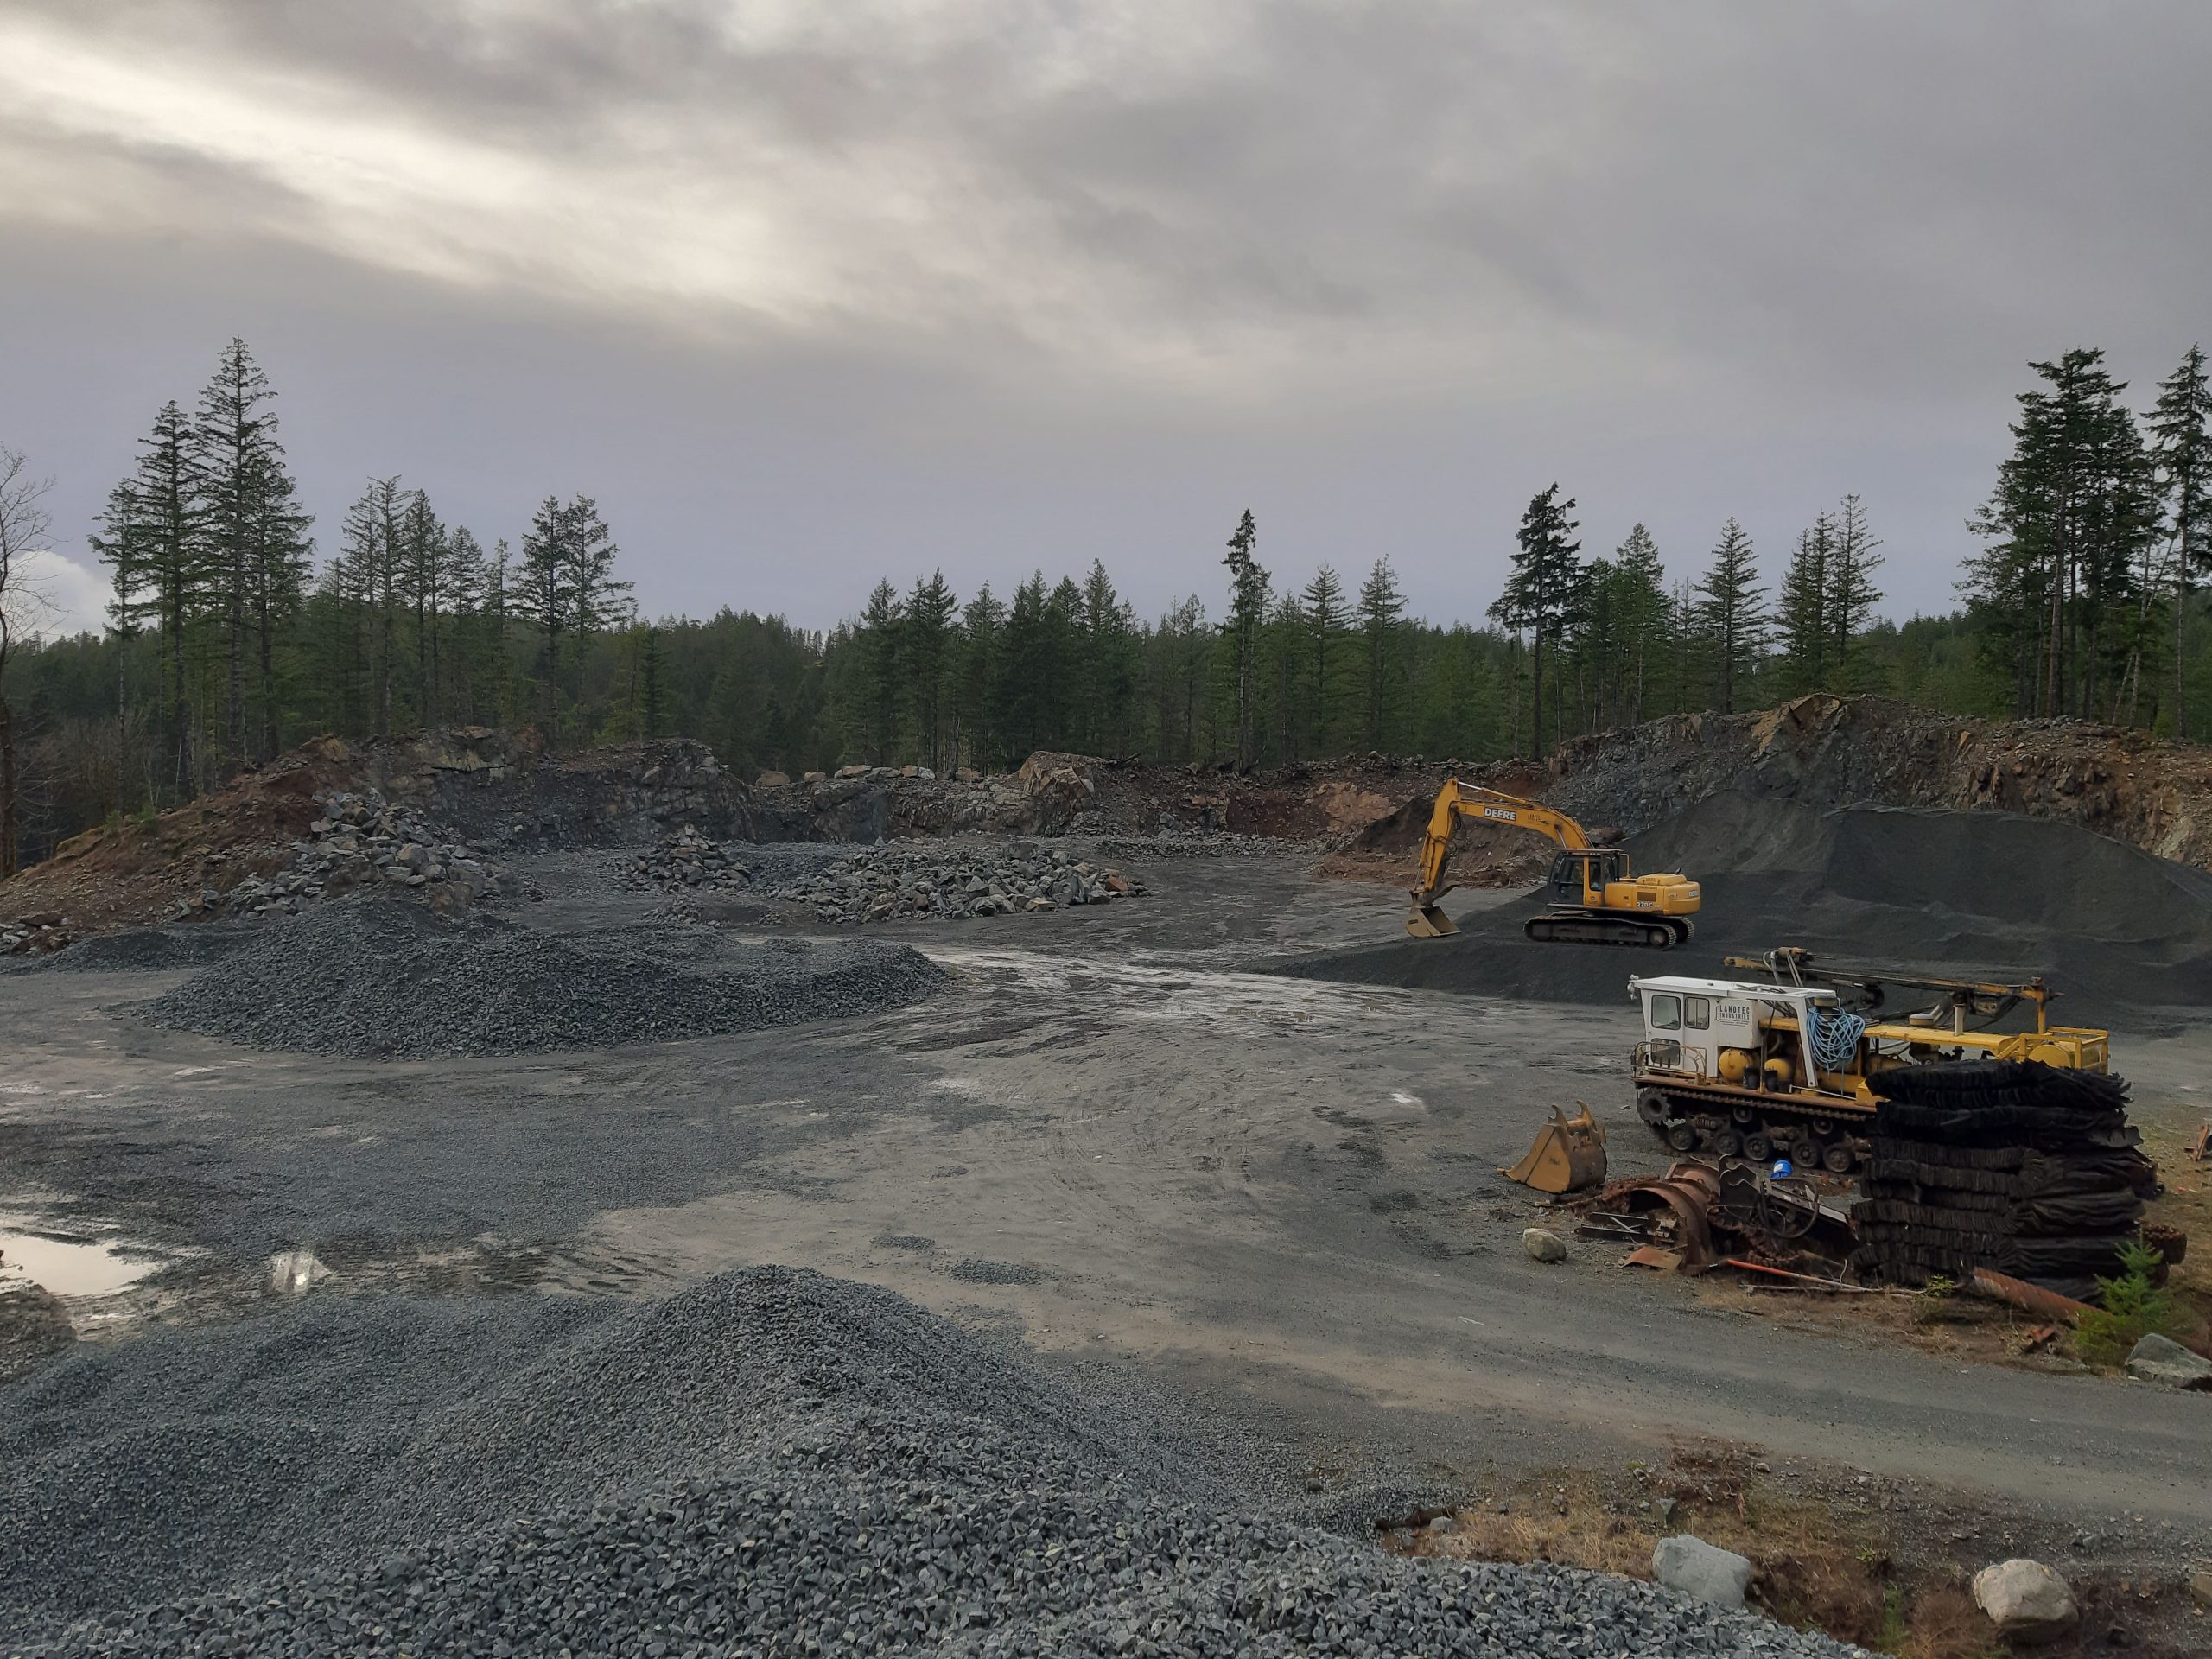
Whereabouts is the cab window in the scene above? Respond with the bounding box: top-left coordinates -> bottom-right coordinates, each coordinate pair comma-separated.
1684,995 -> 1710,1031
1648,993 -> 1681,1032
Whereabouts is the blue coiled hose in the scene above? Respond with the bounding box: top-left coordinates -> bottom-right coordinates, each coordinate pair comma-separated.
1803,1003 -> 1866,1072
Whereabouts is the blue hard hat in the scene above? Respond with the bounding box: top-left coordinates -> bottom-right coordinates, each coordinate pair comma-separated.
1770,1158 -> 1794,1179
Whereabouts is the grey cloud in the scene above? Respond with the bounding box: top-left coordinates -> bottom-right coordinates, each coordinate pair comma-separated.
1,1 -> 2208,629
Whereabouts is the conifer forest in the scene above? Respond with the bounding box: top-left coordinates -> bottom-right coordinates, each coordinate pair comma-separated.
2,337 -> 2209,871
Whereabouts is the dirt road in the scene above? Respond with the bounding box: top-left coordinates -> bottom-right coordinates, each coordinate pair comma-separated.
3,849 -> 2208,1565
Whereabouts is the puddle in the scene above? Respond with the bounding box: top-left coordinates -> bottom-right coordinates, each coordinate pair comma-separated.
0,1220 -> 160,1297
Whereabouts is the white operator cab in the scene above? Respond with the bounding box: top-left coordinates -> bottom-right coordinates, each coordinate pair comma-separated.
1627,974 -> 1853,1086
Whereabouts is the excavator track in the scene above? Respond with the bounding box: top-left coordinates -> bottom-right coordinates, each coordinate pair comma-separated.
1524,911 -> 1693,950
1636,1085 -> 1867,1173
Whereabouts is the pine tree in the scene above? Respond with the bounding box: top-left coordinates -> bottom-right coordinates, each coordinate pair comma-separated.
1827,494 -> 1885,694
1777,512 -> 1832,694
1356,556 -> 1408,750
1078,560 -> 1137,757
856,579 -> 904,762
194,340 -> 308,765
1221,510 -> 1268,769
514,496 -> 569,736
400,488 -> 446,729
1301,563 -> 1348,753
953,584 -> 1004,768
1488,485 -> 1582,757
0,446 -> 54,876
95,402 -> 209,792
559,495 -> 630,724
903,570 -> 957,770
1611,524 -> 1667,723
1966,350 -> 2156,720
1694,518 -> 1769,715
2151,346 -> 2212,737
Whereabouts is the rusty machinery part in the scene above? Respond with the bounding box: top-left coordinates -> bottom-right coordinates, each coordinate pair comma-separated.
1501,1103 -> 1608,1194
1403,780 -> 1699,945
1636,1086 -> 1866,1174
1583,1161 -> 1724,1273
2191,1119 -> 2211,1166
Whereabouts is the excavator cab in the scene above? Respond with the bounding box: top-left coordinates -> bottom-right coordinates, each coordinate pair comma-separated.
1549,849 -> 1627,905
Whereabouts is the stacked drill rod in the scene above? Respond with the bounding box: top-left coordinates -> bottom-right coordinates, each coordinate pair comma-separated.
1851,1061 -> 2158,1298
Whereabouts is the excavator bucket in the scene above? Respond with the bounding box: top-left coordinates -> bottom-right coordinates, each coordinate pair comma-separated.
1406,901 -> 1458,938
1501,1104 -> 1608,1194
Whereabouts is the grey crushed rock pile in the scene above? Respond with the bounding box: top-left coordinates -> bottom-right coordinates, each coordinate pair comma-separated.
3,1268 -> 1866,1658
3,922 -> 257,974
773,840 -> 1143,923
141,893 -> 945,1058
619,825 -> 753,893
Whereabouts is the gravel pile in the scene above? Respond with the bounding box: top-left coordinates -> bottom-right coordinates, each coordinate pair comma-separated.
186,790 -> 522,923
141,894 -> 945,1058
34,922 -> 259,974
618,826 -> 753,893
770,842 -> 1143,923
1097,831 -> 1307,860
7,1268 -> 1865,1658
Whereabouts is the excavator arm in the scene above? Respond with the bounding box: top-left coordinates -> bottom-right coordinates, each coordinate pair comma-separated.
1408,782 -> 1592,936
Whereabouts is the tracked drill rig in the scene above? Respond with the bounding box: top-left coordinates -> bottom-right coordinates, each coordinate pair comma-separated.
1405,782 -> 1701,947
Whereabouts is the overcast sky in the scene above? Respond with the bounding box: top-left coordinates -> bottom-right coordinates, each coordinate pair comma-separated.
3,1 -> 2207,639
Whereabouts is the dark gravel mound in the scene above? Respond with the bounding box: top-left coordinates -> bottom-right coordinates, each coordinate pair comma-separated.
141,894 -> 945,1057
5,1268 -> 1861,1658
32,922 -> 259,974
1267,793 -> 2212,1015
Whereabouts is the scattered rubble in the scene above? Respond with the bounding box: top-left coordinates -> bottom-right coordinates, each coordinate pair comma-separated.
143,894 -> 946,1058
182,789 -> 522,922
0,910 -> 71,957
1096,830 -> 1315,860
770,841 -> 1143,924
618,825 -> 753,893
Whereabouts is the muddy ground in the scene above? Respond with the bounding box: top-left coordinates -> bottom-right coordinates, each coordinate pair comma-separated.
4,847 -> 2210,1648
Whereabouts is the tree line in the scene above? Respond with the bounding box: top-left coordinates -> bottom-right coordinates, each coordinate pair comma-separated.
2,337 -> 2208,873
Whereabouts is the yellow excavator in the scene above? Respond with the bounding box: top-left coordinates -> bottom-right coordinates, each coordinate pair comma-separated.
1406,781 -> 1702,947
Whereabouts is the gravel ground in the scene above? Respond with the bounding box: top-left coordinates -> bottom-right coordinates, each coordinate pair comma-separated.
7,1268 -> 1865,1658
141,893 -> 947,1058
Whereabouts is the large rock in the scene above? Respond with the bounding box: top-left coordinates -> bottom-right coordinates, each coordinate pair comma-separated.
1651,1535 -> 1751,1608
1971,1559 -> 2077,1643
1522,1228 -> 1568,1263
2125,1332 -> 2212,1389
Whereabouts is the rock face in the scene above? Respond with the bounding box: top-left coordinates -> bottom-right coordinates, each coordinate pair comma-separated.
1971,1558 -> 2078,1642
769,842 -> 1143,925
1650,1535 -> 1752,1608
349,729 -> 755,849
2124,1332 -> 2212,1389
1522,1228 -> 1568,1263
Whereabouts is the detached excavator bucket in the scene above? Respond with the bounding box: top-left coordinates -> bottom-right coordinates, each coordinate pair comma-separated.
1502,1104 -> 1608,1194
1406,901 -> 1458,938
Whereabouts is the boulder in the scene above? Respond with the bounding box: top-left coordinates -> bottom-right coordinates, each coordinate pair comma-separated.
2125,1332 -> 2212,1389
756,771 -> 791,787
1971,1559 -> 2077,1643
1522,1228 -> 1568,1263
1651,1535 -> 1751,1609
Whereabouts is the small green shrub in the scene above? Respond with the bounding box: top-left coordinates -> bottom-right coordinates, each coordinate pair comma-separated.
2073,1240 -> 2186,1367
